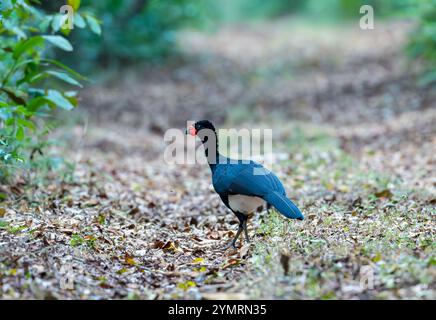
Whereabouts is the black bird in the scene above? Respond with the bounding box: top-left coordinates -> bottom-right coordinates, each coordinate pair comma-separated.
186,120 -> 304,249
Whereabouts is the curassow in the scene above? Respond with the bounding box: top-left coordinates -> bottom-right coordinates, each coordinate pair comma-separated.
186,120 -> 304,249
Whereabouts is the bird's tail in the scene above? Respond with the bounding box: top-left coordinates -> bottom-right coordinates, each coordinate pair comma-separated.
264,191 -> 304,220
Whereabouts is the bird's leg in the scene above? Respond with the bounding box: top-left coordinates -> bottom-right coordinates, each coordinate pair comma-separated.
242,219 -> 250,243
225,213 -> 245,250
225,224 -> 243,249
266,203 -> 272,215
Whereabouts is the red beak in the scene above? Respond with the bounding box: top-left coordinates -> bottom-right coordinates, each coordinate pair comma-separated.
187,125 -> 196,136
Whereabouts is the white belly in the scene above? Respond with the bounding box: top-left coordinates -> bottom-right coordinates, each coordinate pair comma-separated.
228,195 -> 266,215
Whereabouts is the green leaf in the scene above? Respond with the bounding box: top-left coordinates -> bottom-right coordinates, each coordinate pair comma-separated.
42,35 -> 73,52
0,219 -> 9,229
0,88 -> 26,105
31,71 -> 82,87
16,126 -> 24,141
85,15 -> 101,35
39,15 -> 53,32
45,90 -> 75,110
17,118 -> 36,131
0,0 -> 13,11
26,97 -> 47,112
64,91 -> 78,97
11,27 -> 27,39
177,280 -> 196,290
51,15 -> 63,33
74,13 -> 86,28
68,0 -> 81,11
13,36 -> 44,60
16,105 -> 33,117
40,59 -> 87,81
46,71 -> 82,87
65,95 -> 78,108
59,14 -> 72,35
70,234 -> 84,247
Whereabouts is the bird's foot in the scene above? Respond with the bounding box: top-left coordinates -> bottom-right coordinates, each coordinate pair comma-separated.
224,241 -> 237,250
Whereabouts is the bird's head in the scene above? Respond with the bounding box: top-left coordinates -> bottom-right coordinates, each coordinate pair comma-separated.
186,120 -> 216,142
186,120 -> 218,161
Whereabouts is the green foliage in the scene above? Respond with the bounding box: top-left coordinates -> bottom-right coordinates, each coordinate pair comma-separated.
70,233 -> 85,247
49,0 -> 424,71
207,0 -> 306,22
204,0 -> 418,23
334,0 -> 416,18
0,0 -> 99,180
61,0 -> 208,70
408,0 -> 436,86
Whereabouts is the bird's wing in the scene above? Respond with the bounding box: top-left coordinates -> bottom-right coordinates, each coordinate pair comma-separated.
227,163 -> 285,197
226,163 -> 304,220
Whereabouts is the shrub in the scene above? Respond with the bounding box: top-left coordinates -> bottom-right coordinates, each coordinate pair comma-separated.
59,0 -> 208,71
49,0 -> 423,72
0,0 -> 100,180
408,0 -> 436,86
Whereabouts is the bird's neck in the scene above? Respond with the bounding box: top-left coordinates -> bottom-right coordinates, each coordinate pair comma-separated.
202,131 -> 220,172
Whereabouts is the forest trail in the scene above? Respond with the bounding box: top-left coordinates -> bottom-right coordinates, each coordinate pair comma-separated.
1,20 -> 434,299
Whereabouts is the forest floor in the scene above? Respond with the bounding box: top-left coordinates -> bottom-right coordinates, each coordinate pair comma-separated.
0,19 -> 435,299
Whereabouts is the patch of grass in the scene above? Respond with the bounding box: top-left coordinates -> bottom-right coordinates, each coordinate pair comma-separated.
7,225 -> 27,234
0,219 -> 9,229
70,234 -> 85,247
238,123 -> 435,299
0,221 -> 27,234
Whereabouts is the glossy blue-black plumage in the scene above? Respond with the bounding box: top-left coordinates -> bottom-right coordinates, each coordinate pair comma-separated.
210,155 -> 304,220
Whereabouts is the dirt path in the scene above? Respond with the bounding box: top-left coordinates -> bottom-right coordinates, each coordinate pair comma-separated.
0,20 -> 434,299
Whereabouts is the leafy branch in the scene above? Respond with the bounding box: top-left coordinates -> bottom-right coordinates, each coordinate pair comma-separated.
0,0 -> 100,180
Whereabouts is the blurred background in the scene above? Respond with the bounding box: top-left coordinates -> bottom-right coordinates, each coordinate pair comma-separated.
38,0 -> 435,128
1,0 -> 433,173
37,0 -> 435,205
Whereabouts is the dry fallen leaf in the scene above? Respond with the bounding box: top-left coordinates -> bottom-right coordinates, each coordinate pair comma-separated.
208,231 -> 220,240
280,250 -> 291,276
375,189 -> 393,199
162,241 -> 183,254
153,240 -> 165,249
84,199 -> 99,207
239,244 -> 250,259
192,257 -> 205,264
124,254 -> 137,266
222,258 -> 240,269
